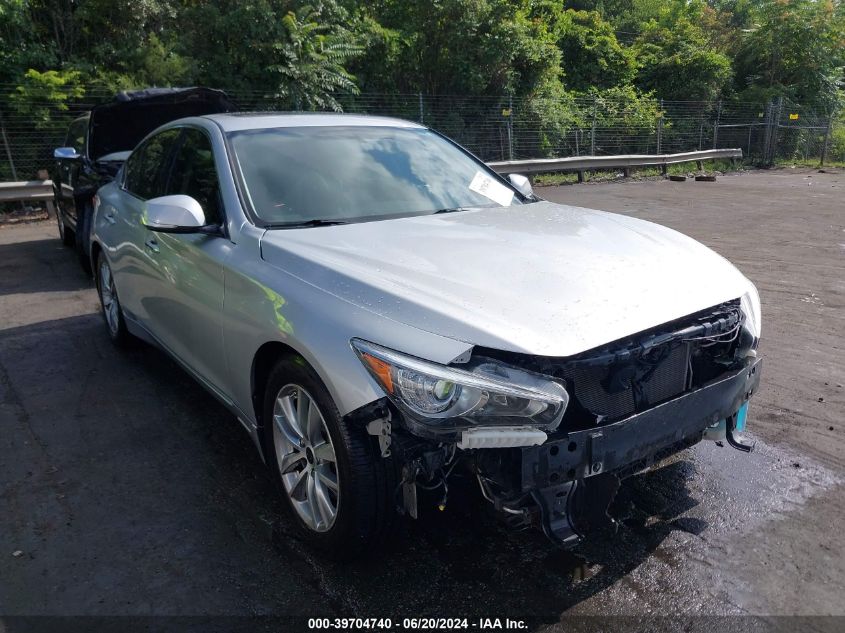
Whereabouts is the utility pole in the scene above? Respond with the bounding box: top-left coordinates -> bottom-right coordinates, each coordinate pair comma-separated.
418,93 -> 424,124
590,97 -> 596,156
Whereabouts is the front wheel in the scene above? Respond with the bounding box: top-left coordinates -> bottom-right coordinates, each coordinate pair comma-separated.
263,357 -> 398,559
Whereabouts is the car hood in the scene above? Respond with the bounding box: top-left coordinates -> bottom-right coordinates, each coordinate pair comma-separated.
259,201 -> 753,357
88,87 -> 234,161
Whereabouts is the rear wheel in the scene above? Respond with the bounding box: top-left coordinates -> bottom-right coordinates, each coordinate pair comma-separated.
96,252 -> 131,347
263,357 -> 398,559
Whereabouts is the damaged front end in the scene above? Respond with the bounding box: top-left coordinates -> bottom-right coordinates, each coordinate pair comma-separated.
348,298 -> 761,547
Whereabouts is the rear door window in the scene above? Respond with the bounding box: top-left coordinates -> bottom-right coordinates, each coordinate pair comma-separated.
123,129 -> 181,200
164,128 -> 223,224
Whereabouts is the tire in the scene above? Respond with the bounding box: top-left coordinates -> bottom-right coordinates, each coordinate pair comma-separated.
75,201 -> 92,275
95,252 -> 131,347
57,208 -> 74,247
262,357 -> 398,559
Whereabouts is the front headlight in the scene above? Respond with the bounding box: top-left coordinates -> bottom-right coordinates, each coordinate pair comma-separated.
740,285 -> 762,339
351,339 -> 568,436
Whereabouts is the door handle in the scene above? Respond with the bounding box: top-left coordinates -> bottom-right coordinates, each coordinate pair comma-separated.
144,237 -> 159,253
104,211 -> 116,224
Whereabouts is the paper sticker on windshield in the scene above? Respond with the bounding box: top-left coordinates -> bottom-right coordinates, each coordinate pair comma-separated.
469,171 -> 514,207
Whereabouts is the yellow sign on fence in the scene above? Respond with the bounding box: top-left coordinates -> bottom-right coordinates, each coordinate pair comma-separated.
789,113 -> 799,120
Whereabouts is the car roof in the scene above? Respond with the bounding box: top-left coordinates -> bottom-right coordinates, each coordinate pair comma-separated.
203,112 -> 425,132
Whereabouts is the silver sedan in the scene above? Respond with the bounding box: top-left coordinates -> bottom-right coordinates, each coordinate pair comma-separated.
91,114 -> 762,557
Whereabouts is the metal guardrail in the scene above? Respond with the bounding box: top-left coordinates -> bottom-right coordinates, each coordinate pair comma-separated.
0,148 -> 743,214
0,180 -> 56,215
488,148 -> 743,177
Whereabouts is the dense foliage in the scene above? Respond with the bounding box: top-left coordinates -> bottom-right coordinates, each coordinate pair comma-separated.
0,0 -> 841,107
0,0 -> 842,176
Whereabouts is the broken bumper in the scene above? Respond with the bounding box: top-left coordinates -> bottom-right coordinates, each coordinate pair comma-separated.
521,357 -> 762,545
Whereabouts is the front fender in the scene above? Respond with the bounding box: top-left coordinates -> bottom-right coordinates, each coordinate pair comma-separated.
222,239 -> 473,429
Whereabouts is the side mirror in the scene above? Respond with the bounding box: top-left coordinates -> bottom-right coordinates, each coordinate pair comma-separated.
143,195 -> 212,233
54,147 -> 81,160
508,173 -> 534,198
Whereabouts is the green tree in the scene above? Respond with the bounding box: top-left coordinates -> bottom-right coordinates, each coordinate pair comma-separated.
633,16 -> 732,100
180,0 -> 362,109
0,0 -> 54,84
733,0 -> 845,108
8,68 -> 84,129
8,0 -> 176,71
178,0 -> 284,93
0,0 -> 843,164
343,11 -> 402,93
534,5 -> 636,91
268,4 -> 361,110
349,0 -> 562,97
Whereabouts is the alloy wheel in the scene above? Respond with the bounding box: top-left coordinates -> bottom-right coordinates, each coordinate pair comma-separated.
98,259 -> 120,336
272,384 -> 340,532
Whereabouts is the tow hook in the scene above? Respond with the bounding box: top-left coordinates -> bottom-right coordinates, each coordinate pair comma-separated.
725,404 -> 755,453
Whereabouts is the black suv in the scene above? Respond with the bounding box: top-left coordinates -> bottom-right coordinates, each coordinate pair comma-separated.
52,87 -> 234,272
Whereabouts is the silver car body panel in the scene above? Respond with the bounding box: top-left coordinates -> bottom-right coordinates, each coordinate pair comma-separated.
258,201 -> 752,357
92,113 -> 758,458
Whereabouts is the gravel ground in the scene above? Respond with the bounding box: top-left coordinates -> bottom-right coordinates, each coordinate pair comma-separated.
1,168 -> 843,631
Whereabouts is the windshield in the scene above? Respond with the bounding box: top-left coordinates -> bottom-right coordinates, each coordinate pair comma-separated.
228,125 -> 524,225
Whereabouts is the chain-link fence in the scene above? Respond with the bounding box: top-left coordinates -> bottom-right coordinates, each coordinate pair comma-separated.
0,85 -> 841,181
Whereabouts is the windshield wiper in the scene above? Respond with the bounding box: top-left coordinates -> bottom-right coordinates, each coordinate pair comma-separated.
265,218 -> 349,229
433,207 -> 471,214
